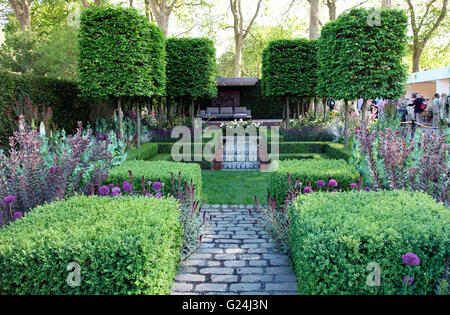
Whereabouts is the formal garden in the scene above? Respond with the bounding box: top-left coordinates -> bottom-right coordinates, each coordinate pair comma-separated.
0,2 -> 448,296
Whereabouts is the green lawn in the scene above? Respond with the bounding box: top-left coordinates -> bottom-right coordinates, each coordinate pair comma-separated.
201,170 -> 271,205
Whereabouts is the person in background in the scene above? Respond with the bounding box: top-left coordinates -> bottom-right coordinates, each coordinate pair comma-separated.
398,95 -> 409,121
440,93 -> 448,122
327,98 -> 336,111
432,93 -> 440,128
413,93 -> 425,123
407,93 -> 415,122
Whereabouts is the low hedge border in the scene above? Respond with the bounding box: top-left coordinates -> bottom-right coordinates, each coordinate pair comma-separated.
108,160 -> 202,199
269,159 -> 359,202
269,153 -> 327,161
126,143 -> 159,161
0,196 -> 181,295
289,190 -> 449,295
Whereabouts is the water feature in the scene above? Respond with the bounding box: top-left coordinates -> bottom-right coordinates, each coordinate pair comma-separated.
222,135 -> 259,170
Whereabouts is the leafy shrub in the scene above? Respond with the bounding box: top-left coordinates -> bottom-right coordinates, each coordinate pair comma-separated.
324,142 -> 352,160
289,190 -> 449,295
0,196 -> 181,294
269,159 -> 359,202
0,117 -> 112,226
107,160 -> 202,200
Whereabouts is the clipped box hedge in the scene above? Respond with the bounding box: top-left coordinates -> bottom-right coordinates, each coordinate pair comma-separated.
269,159 -> 359,202
0,196 -> 181,295
126,142 -> 159,161
289,190 -> 449,295
108,160 -> 202,199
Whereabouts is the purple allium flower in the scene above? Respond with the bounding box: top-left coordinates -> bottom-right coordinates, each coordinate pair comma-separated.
154,193 -> 163,198
316,180 -> 325,187
363,187 -> 371,192
403,275 -> 414,286
350,183 -> 357,188
328,179 -> 338,187
402,253 -> 420,266
303,186 -> 312,194
3,196 -> 15,204
111,187 -> 121,197
108,184 -> 116,188
98,185 -> 110,196
122,181 -> 132,192
297,182 -> 303,188
147,181 -> 152,186
13,212 -> 23,220
152,181 -> 162,191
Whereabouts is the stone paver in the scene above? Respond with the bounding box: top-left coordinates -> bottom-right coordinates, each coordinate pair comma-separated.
171,205 -> 298,295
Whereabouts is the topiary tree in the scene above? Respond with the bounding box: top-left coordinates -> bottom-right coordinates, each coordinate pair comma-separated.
165,37 -> 217,124
78,7 -> 166,148
317,8 -> 408,136
261,39 -> 317,127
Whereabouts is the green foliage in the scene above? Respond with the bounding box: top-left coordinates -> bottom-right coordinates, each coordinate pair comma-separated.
0,30 -> 38,74
0,196 -> 181,294
262,39 -> 317,98
269,159 -> 359,202
126,142 -> 159,161
238,82 -> 283,119
289,190 -> 449,295
0,72 -> 91,147
268,142 -> 351,161
78,7 -> 166,99
108,160 -> 202,199
166,37 -> 217,99
317,8 -> 408,100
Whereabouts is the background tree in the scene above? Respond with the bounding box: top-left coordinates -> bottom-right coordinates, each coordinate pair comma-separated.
381,0 -> 391,8
7,0 -> 31,30
405,0 -> 448,72
319,8 -> 408,132
262,39 -> 317,128
78,7 -> 166,147
166,37 -> 217,125
229,0 -> 264,77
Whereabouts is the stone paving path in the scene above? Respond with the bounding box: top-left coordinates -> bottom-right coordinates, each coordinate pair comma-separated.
171,205 -> 298,295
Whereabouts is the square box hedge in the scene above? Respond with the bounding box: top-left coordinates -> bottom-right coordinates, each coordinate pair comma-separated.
0,196 -> 181,295
289,190 -> 449,295
269,159 -> 359,202
108,160 -> 202,199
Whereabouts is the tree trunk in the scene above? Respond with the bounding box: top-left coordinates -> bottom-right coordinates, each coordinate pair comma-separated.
129,0 -> 134,7
166,98 -> 172,126
361,99 -> 368,133
9,0 -> 31,31
149,0 -> 173,37
313,97 -> 318,120
344,100 -> 349,148
117,98 -> 124,140
412,47 -> 423,73
297,97 -> 301,121
326,0 -> 336,21
323,99 -> 327,124
190,98 -> 195,126
234,38 -> 243,77
301,99 -> 305,119
381,0 -> 391,8
136,102 -> 141,149
158,97 -> 164,127
309,0 -> 320,39
285,95 -> 290,128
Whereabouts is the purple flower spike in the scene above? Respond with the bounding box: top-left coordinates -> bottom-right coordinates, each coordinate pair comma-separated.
98,185 -> 110,196
350,183 -> 357,189
403,275 -> 414,286
13,212 -> 23,220
122,181 -> 132,192
152,181 -> 162,191
328,179 -> 338,187
363,187 -> 371,192
3,196 -> 15,204
402,253 -> 420,266
316,180 -> 325,187
154,193 -> 163,198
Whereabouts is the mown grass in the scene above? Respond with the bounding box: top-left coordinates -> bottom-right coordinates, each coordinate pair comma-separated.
201,170 -> 271,205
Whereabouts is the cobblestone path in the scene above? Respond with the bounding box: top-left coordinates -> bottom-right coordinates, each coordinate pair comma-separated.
171,205 -> 298,295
